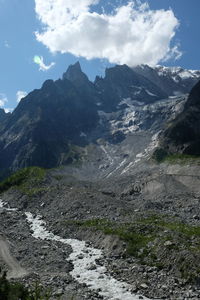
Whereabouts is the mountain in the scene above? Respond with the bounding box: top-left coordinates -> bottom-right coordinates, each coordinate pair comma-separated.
0,108 -> 10,123
0,62 -> 199,178
1,63 -> 200,300
94,64 -> 167,111
133,64 -> 200,97
0,67 -> 99,175
159,79 -> 200,155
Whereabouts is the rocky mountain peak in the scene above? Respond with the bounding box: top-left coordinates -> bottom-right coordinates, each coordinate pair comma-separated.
132,64 -> 200,97
104,64 -> 133,81
62,61 -> 89,83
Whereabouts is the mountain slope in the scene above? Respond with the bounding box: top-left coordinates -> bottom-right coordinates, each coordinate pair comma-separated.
159,80 -> 200,155
0,62 -> 198,178
0,71 -> 99,175
133,64 -> 200,97
95,64 -> 168,111
0,108 -> 10,125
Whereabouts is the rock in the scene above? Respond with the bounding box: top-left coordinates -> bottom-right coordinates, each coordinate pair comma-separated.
88,264 -> 97,271
164,240 -> 173,247
140,283 -> 148,289
54,288 -> 63,295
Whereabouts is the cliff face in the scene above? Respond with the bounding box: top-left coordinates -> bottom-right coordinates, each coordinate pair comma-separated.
160,80 -> 200,155
0,65 -> 99,174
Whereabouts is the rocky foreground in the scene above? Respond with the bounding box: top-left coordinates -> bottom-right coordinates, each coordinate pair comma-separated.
0,161 -> 200,300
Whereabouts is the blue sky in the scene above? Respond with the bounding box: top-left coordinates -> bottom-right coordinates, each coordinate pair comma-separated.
0,0 -> 199,111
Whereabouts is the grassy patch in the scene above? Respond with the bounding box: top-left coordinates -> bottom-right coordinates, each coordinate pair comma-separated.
152,148 -> 200,164
152,148 -> 168,162
0,167 -> 46,195
164,153 -> 200,164
64,215 -> 200,280
64,218 -> 155,257
139,215 -> 200,238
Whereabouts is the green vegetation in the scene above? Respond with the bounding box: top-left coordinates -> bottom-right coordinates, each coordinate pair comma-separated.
139,215 -> 200,237
64,215 -> 200,281
64,218 -> 155,257
152,148 -> 168,162
164,153 -> 200,164
153,148 -> 200,164
0,271 -> 53,300
0,167 -> 46,196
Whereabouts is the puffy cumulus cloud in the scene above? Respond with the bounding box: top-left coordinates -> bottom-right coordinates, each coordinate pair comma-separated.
16,90 -> 28,103
34,0 -> 181,66
0,94 -> 8,108
33,55 -> 55,71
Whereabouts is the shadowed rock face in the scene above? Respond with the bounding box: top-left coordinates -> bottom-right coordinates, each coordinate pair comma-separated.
94,64 -> 168,111
160,80 -> 200,155
0,67 -> 99,175
0,108 -> 10,124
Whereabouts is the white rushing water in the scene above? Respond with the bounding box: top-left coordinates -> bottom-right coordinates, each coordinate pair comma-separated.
25,213 -> 151,300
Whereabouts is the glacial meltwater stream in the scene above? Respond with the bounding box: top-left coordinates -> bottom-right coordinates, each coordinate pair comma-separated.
1,200 -> 151,300
25,213 -> 150,300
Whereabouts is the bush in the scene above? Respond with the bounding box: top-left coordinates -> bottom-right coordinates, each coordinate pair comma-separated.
0,167 -> 46,194
152,148 -> 168,162
0,271 -> 30,300
0,271 -> 52,300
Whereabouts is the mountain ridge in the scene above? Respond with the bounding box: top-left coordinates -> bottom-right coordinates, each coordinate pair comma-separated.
0,62 -> 199,178
158,79 -> 200,155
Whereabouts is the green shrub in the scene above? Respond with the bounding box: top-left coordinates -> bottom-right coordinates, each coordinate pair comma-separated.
152,148 -> 168,162
0,271 -> 51,300
152,148 -> 200,164
0,167 -> 46,194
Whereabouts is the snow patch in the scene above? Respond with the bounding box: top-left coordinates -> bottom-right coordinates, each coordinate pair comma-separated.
80,132 -> 87,137
106,158 -> 127,178
145,90 -> 156,97
121,162 -> 135,174
100,145 -> 114,165
156,65 -> 200,80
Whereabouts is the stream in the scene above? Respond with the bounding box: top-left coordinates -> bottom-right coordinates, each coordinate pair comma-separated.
25,213 -> 150,300
1,200 -> 151,300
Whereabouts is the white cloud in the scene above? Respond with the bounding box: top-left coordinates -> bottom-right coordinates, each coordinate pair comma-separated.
33,55 -> 55,71
0,94 -> 8,107
16,90 -> 28,103
4,108 -> 13,113
34,0 -> 182,66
